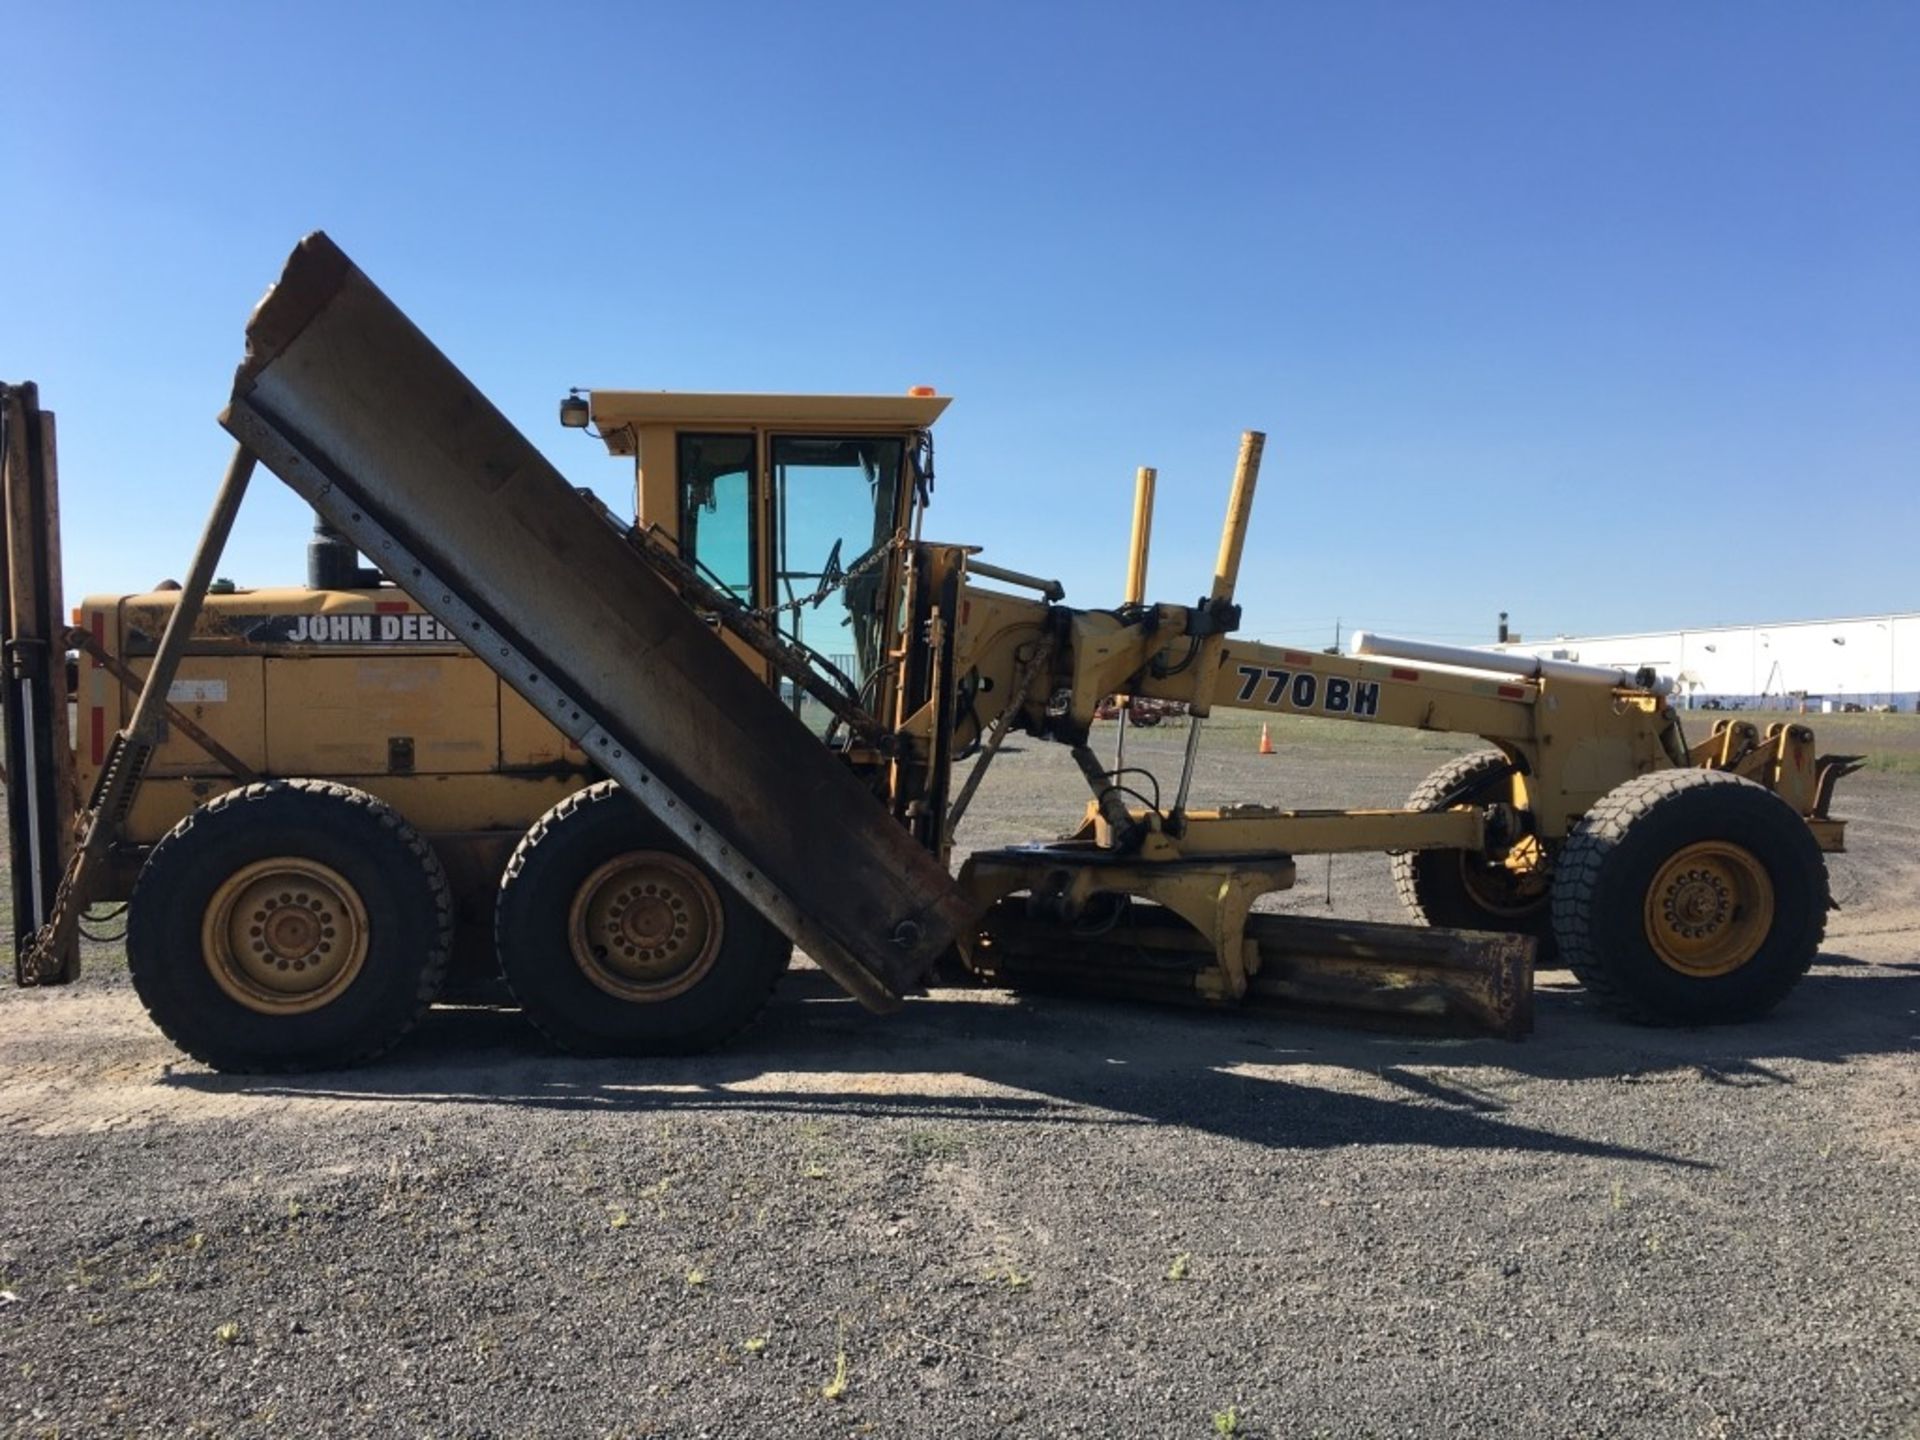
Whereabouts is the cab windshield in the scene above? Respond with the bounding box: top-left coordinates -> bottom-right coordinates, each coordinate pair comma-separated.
674,431 -> 910,722
771,434 -> 904,702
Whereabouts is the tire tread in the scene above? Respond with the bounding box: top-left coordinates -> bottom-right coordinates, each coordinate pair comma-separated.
1389,749 -> 1513,921
1551,768 -> 1826,1024
128,779 -> 453,1072
495,781 -> 787,1056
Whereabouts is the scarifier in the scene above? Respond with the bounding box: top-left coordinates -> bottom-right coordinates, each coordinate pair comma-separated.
2,234 -> 1858,1070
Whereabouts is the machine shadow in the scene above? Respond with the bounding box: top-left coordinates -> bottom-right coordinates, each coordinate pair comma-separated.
161,953 -> 1916,1170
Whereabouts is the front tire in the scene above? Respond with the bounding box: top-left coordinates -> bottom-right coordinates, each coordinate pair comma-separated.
1551,769 -> 1827,1024
1392,751 -> 1555,959
127,781 -> 453,1072
495,782 -> 791,1055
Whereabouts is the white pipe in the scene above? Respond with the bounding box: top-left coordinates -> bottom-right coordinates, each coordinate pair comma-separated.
1349,630 -> 1671,695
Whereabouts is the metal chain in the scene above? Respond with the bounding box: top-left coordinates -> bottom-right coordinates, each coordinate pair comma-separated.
745,533 -> 909,624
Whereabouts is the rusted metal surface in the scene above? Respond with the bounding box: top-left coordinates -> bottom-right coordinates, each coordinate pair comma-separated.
969,899 -> 1532,1039
221,233 -> 971,1011
1244,912 -> 1532,1039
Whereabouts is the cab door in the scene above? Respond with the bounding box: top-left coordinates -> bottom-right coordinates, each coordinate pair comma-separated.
672,430 -> 772,684
765,434 -> 908,732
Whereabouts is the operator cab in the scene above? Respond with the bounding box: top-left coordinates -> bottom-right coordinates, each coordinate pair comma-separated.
567,390 -> 947,722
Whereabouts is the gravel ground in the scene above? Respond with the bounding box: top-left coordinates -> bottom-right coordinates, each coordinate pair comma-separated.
1,715 -> 1916,1438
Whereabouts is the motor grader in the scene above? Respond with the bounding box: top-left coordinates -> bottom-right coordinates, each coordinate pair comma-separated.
2,233 -> 1855,1071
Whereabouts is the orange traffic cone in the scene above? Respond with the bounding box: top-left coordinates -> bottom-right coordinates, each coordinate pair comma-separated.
1258,722 -> 1275,755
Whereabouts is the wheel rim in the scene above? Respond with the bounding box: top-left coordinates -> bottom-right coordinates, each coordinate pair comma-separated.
567,851 -> 724,1001
1456,836 -> 1551,919
1643,840 -> 1776,977
202,858 -> 370,1015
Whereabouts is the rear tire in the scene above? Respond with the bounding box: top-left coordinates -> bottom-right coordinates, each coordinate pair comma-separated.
495,781 -> 791,1055
1392,751 -> 1556,961
127,781 -> 452,1072
1551,769 -> 1827,1024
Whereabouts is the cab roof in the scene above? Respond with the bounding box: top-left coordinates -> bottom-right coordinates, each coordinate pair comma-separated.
587,390 -> 950,456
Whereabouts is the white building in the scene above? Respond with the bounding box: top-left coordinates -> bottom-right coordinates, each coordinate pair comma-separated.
1492,612 -> 1920,710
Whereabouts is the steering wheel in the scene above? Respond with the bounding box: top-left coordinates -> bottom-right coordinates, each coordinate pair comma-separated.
808,538 -> 845,609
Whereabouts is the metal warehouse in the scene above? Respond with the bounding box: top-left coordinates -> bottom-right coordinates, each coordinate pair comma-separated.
1493,613 -> 1920,710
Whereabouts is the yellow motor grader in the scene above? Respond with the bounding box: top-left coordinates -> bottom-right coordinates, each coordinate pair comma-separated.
2,234 -> 1855,1070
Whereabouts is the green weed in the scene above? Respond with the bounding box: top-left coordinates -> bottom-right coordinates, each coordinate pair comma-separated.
903,1129 -> 966,1161
821,1347 -> 849,1401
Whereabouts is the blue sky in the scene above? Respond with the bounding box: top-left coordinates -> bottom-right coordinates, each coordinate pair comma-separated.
4,2 -> 1915,646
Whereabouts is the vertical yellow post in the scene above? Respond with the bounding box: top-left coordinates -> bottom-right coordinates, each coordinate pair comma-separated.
1115,465 -> 1156,769
1172,431 -> 1265,820
1211,431 -> 1265,605
1185,430 -> 1265,721
1125,466 -> 1156,605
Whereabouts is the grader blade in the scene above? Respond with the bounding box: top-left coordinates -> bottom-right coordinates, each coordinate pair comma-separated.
972,901 -> 1533,1038
220,232 -> 973,1011
1244,913 -> 1533,1039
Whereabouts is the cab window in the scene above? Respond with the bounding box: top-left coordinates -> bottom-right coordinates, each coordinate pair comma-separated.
770,435 -> 905,700
676,433 -> 755,602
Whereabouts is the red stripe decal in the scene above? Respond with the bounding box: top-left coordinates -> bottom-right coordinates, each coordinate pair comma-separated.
1282,650 -> 1313,666
375,600 -> 409,614
1390,667 -> 1420,682
90,706 -> 105,766
1497,684 -> 1526,699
